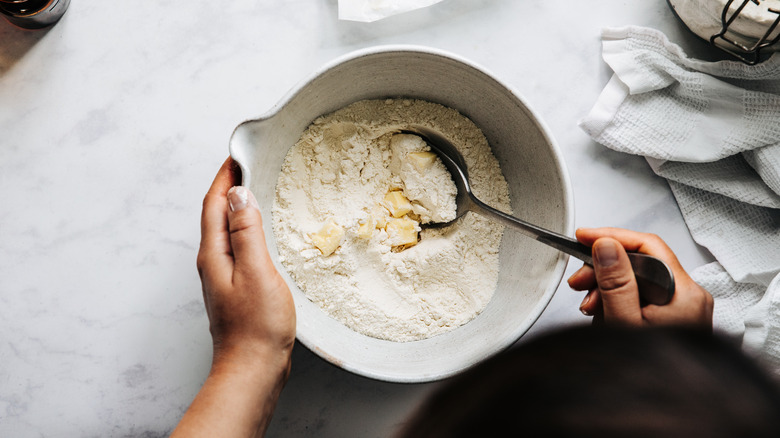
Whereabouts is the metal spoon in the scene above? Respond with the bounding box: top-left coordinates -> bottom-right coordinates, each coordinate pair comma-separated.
401,127 -> 675,306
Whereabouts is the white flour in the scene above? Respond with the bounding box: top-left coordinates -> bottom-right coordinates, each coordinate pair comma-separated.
272,99 -> 511,342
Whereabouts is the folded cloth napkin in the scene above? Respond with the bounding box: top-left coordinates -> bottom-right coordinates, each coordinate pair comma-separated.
580,26 -> 780,376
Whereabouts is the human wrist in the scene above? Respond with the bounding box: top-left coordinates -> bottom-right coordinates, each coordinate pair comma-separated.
211,339 -> 293,384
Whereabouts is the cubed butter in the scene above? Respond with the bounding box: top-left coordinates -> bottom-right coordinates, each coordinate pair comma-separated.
373,205 -> 389,229
386,216 -> 420,247
383,191 -> 413,218
407,151 -> 437,173
311,220 -> 344,256
357,216 -> 374,239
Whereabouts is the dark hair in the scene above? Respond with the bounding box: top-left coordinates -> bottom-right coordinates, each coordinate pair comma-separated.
398,326 -> 780,438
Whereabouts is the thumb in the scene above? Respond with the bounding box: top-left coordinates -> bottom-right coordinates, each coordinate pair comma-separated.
226,186 -> 274,275
592,237 -> 643,326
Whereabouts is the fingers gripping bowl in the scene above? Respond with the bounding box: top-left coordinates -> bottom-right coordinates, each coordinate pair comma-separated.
229,46 -> 574,383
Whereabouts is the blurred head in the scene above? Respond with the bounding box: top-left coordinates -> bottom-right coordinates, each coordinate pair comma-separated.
399,326 -> 780,438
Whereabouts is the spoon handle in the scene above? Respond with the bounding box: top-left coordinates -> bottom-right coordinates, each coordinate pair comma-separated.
470,198 -> 675,306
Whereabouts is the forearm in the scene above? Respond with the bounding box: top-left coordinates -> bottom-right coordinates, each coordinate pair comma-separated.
171,347 -> 291,438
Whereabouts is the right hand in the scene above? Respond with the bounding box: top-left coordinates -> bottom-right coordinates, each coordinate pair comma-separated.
567,227 -> 713,330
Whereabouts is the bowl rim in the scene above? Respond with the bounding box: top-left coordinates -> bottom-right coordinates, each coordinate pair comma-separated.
229,44 -> 575,382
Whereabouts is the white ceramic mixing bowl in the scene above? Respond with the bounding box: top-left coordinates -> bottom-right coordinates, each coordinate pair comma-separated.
229,45 -> 573,383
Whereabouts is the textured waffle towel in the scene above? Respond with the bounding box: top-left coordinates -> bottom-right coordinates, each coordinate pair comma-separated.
580,26 -> 780,376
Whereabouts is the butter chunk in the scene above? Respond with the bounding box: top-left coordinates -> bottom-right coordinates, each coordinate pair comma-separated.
407,151 -> 437,173
357,216 -> 374,239
385,216 -> 420,248
383,191 -> 413,218
311,219 -> 345,256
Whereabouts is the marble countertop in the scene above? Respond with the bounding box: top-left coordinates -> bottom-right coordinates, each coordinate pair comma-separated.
1,1 -> 719,436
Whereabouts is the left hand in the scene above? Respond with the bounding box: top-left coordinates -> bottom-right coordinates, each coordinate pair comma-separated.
173,157 -> 296,438
196,158 -> 296,366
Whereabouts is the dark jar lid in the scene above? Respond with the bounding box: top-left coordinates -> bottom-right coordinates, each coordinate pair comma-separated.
0,0 -> 70,30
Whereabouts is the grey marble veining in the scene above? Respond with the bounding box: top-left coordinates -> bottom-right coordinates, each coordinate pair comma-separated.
0,1 -> 717,436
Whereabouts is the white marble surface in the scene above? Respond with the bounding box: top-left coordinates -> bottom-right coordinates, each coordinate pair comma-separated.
0,1 -> 720,436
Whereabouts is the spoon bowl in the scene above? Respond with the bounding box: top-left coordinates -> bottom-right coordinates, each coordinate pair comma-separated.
403,126 -> 676,307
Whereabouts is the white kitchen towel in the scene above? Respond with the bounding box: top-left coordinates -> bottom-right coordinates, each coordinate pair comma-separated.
694,262 -> 780,377
579,26 -> 780,376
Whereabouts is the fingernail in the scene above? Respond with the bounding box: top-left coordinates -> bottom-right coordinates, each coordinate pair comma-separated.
594,240 -> 619,268
228,186 -> 258,212
580,293 -> 592,316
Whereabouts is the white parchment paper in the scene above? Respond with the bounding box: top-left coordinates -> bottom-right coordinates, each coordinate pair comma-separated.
338,0 -> 445,22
